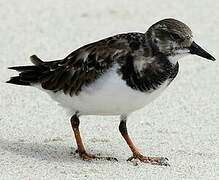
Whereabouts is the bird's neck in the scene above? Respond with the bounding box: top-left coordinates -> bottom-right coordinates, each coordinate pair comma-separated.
119,55 -> 178,92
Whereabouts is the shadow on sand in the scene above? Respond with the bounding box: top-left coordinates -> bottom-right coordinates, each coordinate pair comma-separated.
0,138 -> 118,164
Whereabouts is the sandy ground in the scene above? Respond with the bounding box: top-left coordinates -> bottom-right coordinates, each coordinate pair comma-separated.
0,0 -> 218,179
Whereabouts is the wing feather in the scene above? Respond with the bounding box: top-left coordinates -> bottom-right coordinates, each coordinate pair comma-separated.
39,36 -> 131,96
37,33 -> 148,96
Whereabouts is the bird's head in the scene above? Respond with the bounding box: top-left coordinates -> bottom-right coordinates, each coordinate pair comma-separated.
146,18 -> 215,63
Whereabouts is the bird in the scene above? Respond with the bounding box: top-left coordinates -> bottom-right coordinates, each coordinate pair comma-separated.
7,18 -> 215,166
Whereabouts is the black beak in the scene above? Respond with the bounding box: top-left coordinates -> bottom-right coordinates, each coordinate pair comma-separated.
189,41 -> 216,61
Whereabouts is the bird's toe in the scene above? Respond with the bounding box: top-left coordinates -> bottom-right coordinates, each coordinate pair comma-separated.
127,154 -> 170,166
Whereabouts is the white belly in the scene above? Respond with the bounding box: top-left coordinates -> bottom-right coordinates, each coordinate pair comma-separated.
37,66 -> 169,115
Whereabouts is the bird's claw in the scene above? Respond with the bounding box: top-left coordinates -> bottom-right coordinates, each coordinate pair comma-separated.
127,154 -> 170,166
71,148 -> 117,161
80,152 -> 118,161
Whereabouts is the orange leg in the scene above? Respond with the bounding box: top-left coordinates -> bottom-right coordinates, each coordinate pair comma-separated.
119,115 -> 169,166
70,113 -> 117,161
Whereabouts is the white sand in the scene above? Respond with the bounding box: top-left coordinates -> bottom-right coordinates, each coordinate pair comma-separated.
0,0 -> 218,179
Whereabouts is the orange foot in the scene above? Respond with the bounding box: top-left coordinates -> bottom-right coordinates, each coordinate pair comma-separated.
72,149 -> 117,161
127,154 -> 169,166
80,152 -> 97,159
80,152 -> 118,161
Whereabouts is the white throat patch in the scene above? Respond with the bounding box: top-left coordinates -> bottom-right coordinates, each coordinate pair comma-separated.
168,49 -> 190,64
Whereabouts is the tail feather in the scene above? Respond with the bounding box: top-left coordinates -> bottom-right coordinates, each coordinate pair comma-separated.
30,55 -> 45,66
7,55 -> 49,86
6,77 -> 30,86
8,66 -> 40,72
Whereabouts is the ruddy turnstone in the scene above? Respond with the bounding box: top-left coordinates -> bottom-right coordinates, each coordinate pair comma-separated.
7,18 -> 215,166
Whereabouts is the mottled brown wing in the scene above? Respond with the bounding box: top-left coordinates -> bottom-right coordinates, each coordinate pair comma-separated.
39,37 -> 130,96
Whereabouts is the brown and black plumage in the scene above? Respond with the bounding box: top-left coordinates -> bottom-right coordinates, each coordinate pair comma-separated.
8,33 -> 150,95
7,18 -> 215,166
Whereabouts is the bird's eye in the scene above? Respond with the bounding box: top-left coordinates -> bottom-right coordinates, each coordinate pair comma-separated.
170,32 -> 181,40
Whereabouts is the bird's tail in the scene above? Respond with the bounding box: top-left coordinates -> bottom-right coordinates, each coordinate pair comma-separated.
6,55 -> 50,86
